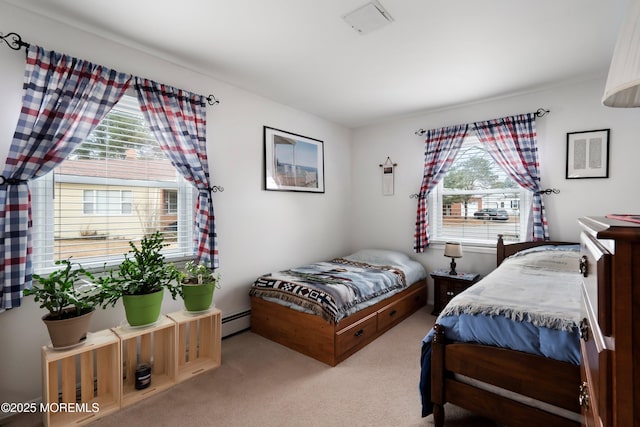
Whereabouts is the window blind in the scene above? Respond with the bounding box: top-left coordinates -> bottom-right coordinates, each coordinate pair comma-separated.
31,94 -> 194,273
430,136 -> 528,244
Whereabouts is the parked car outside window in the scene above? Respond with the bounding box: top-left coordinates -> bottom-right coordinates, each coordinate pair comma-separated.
473,208 -> 509,221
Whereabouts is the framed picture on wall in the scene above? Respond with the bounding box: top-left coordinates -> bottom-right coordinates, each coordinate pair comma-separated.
566,129 -> 610,179
264,126 -> 325,193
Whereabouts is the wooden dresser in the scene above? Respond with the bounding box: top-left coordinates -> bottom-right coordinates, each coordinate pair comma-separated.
578,216 -> 640,427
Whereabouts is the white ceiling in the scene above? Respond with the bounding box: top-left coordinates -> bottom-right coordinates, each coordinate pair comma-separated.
3,0 -> 630,128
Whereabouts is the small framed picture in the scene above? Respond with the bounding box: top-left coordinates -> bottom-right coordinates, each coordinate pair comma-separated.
264,126 -> 325,193
566,129 -> 610,179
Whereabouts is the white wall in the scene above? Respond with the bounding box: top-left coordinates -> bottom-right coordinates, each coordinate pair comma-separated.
3,1 -> 640,408
0,3 -> 352,404
349,75 -> 640,300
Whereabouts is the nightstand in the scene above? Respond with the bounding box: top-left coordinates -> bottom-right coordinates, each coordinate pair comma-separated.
430,269 -> 481,315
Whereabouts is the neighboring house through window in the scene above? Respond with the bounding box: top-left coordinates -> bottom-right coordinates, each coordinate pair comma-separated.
30,94 -> 194,272
428,135 -> 531,245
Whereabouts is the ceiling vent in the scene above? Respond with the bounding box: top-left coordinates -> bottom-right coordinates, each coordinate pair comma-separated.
342,0 -> 394,35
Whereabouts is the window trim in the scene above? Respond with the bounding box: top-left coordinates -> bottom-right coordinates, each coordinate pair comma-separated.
30,94 -> 196,274
426,135 -> 532,247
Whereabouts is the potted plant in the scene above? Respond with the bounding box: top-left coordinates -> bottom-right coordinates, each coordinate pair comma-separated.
180,260 -> 220,312
24,258 -> 102,348
98,231 -> 181,327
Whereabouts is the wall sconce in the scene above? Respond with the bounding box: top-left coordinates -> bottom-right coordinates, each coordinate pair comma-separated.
444,242 -> 463,275
602,0 -> 640,107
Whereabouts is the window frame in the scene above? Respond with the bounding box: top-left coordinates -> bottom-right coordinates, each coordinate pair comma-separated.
30,94 -> 196,274
427,136 -> 532,247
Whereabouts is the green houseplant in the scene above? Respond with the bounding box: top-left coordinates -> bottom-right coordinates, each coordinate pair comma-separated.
98,231 -> 181,327
180,260 -> 220,312
24,259 -> 102,348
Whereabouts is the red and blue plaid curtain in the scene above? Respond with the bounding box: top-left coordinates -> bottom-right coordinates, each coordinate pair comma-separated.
134,77 -> 218,269
473,113 -> 549,241
0,45 -> 131,309
414,124 -> 469,252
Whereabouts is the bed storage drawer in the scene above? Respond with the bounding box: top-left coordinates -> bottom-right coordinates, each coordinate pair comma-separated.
377,285 -> 426,331
335,313 -> 377,357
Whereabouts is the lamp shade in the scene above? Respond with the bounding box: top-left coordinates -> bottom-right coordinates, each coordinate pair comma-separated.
603,0 -> 640,107
444,242 -> 463,258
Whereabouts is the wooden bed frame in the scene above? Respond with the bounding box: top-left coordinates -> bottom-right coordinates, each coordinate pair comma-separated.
431,235 -> 581,427
251,278 -> 427,366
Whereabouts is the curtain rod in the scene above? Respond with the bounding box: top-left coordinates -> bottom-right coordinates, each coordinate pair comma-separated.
1,30 -> 221,106
414,107 -> 550,137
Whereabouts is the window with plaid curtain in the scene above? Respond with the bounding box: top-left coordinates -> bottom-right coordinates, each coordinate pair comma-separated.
473,113 -> 549,241
0,45 -> 131,309
134,77 -> 218,269
1,45 -> 218,310
413,113 -> 548,253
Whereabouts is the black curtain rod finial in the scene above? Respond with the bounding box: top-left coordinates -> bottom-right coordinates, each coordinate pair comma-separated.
206,94 -> 220,106
535,108 -> 550,117
1,31 -> 30,51
538,188 -> 559,195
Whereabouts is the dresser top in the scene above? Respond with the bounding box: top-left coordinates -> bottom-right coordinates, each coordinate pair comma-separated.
579,216 -> 640,242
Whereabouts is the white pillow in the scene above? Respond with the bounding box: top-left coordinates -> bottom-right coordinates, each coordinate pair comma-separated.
345,249 -> 410,266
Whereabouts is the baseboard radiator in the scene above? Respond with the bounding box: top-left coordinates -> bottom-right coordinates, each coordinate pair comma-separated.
222,309 -> 251,338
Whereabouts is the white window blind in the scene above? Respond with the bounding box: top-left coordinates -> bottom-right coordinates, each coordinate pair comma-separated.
428,135 -> 531,245
31,94 -> 194,273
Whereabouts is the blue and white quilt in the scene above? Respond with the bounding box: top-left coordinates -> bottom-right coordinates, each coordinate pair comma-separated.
250,258 -> 407,323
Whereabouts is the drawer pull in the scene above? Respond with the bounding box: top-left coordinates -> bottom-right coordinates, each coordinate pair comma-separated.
354,329 -> 364,337
578,382 -> 590,410
579,255 -> 588,277
579,318 -> 589,342
389,309 -> 397,317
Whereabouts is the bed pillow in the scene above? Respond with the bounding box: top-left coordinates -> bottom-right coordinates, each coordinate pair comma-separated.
509,244 -> 580,259
507,245 -> 581,273
345,249 -> 411,266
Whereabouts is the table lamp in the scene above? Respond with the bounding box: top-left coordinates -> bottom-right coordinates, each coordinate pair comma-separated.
444,242 -> 463,275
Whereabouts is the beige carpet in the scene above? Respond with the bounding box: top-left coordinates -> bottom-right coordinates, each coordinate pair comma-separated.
3,308 -> 498,427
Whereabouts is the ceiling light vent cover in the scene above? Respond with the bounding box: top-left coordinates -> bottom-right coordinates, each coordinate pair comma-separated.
342,0 -> 394,35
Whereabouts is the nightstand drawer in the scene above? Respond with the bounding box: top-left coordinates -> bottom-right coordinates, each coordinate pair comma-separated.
430,271 -> 480,315
436,281 -> 468,302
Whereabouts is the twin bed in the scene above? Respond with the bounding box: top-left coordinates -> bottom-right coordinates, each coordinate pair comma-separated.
421,236 -> 583,427
249,249 -> 427,366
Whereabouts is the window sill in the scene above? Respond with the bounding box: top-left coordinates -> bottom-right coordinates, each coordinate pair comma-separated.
429,240 -> 497,255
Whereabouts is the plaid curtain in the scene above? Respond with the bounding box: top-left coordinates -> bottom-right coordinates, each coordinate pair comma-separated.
0,45 -> 131,309
473,113 -> 549,241
414,124 -> 469,252
134,77 -> 218,269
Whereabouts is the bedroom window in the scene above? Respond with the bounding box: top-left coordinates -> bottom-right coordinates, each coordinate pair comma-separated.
428,135 -> 530,245
30,94 -> 194,273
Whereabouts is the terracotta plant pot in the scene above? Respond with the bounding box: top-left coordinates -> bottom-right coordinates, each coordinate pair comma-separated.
182,282 -> 215,312
43,309 -> 94,349
122,289 -> 164,327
